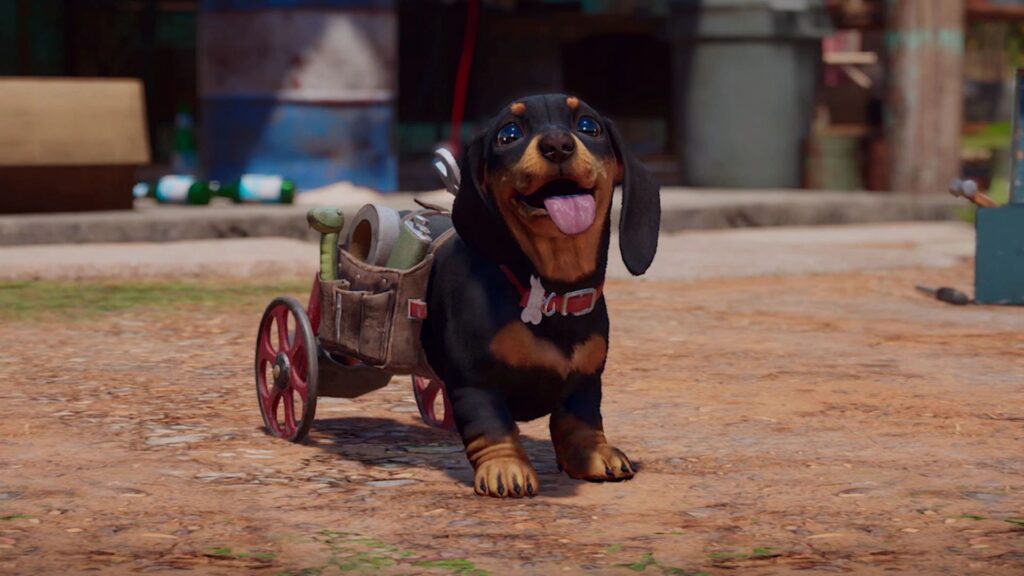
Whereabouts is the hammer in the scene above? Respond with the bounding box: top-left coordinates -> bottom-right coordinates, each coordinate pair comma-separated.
949,179 -> 1001,208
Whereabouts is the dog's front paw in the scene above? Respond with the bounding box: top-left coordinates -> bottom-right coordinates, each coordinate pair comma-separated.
474,457 -> 539,498
558,444 -> 635,482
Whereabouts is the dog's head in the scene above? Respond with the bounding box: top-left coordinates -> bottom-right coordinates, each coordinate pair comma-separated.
452,94 -> 660,283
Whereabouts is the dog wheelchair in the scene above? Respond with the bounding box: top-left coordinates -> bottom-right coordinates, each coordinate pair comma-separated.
254,152 -> 460,442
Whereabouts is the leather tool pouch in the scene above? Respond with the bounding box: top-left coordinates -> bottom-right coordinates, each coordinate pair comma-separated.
318,227 -> 453,373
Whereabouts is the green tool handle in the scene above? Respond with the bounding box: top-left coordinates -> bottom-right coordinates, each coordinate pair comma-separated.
306,207 -> 345,280
320,232 -> 338,280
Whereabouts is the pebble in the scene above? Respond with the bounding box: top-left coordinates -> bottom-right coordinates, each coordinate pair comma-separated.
145,434 -> 207,446
837,488 -> 870,497
366,479 -> 418,488
195,472 -> 247,481
66,528 -> 83,533
685,507 -> 716,518
402,445 -> 462,455
963,492 -> 1004,503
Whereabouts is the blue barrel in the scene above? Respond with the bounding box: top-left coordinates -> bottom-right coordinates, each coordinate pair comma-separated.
198,0 -> 397,192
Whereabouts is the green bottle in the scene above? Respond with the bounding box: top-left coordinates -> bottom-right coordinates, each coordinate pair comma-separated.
171,103 -> 198,174
153,175 -> 216,205
219,174 -> 296,204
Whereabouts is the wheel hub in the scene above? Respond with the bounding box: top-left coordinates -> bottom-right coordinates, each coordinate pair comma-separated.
272,353 -> 291,389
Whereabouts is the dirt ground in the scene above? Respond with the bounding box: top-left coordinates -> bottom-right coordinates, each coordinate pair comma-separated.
1,261 -> 1023,575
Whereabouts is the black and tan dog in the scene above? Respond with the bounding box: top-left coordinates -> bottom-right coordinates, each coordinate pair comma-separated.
421,94 -> 660,497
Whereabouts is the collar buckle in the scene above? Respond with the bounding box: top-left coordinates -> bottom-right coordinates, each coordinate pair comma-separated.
562,288 -> 599,316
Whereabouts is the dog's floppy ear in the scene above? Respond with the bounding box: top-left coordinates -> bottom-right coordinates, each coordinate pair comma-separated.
451,131 -> 522,263
605,118 -> 661,275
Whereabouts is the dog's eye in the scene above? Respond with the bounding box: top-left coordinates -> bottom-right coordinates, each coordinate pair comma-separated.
576,116 -> 601,138
496,123 -> 523,146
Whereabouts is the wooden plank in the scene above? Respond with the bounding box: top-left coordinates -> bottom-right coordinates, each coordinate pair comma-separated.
885,0 -> 965,194
0,78 -> 151,167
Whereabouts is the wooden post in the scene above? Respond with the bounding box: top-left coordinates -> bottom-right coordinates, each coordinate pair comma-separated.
886,0 -> 965,193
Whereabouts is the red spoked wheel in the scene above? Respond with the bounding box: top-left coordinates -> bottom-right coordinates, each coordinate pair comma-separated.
255,297 -> 319,442
412,375 -> 455,431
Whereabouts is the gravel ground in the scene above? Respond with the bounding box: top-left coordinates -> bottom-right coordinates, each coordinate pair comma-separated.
2,254 -> 1023,575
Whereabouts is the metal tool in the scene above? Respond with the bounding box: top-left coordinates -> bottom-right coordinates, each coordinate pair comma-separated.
915,285 -> 971,306
949,178 -> 1000,208
433,147 -> 460,196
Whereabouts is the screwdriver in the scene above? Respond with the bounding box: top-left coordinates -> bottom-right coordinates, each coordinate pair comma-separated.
915,285 -> 971,305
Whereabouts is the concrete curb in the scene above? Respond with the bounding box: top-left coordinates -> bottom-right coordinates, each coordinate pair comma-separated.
0,188 -> 964,246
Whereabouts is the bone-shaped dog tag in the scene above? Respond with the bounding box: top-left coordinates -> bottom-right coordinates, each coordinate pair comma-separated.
521,275 -> 545,325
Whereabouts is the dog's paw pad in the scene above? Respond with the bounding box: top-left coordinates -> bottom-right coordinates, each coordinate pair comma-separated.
474,457 -> 539,498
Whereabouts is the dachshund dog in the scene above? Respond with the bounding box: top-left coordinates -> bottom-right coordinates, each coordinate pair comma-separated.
421,94 -> 661,498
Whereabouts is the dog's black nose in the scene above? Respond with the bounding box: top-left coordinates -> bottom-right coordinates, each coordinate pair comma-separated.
538,131 -> 576,164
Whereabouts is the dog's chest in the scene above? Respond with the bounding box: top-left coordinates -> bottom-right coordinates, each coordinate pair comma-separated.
489,321 -> 606,379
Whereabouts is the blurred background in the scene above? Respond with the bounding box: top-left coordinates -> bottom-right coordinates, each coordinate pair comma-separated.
0,0 -> 1021,212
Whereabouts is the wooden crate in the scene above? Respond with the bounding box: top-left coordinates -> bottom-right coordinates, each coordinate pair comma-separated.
0,78 -> 150,214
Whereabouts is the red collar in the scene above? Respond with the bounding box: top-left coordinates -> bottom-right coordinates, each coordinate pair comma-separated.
499,265 -> 604,318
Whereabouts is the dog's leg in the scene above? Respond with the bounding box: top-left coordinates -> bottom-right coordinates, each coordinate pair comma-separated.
450,386 -> 539,498
550,376 -> 635,481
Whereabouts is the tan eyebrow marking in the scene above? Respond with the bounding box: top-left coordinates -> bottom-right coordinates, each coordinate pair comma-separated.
566,96 -> 579,111
510,102 -> 526,115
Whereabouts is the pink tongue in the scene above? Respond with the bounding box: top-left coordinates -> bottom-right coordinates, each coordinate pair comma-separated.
543,194 -> 596,235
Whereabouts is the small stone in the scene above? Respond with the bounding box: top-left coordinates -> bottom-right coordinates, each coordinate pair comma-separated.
837,488 -> 870,497
146,434 -> 207,447
901,528 -> 919,533
402,445 -> 462,455
66,528 -> 83,533
195,472 -> 247,481
685,507 -> 716,518
366,479 -> 418,488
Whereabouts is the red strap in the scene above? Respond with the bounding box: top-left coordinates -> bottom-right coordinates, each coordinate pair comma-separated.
500,265 -> 531,307
499,265 -> 603,315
